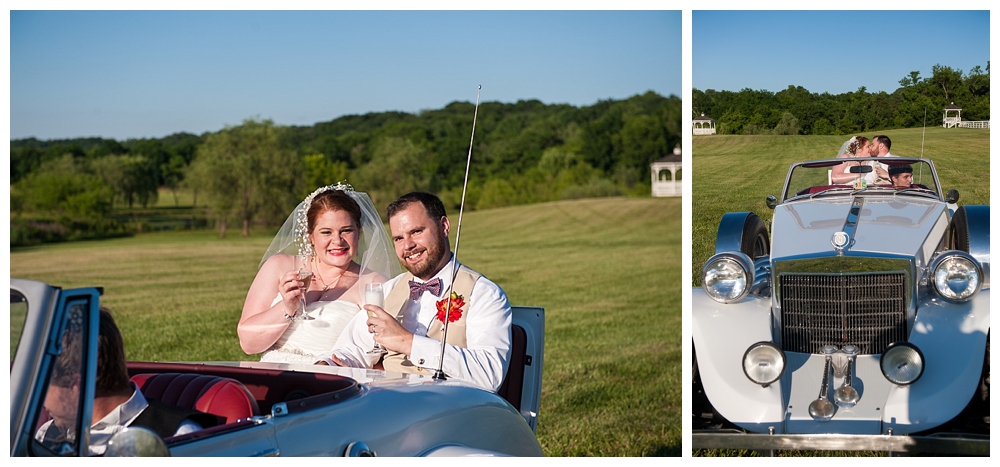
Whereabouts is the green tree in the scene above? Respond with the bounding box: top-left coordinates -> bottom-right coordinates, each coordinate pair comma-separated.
187,118 -> 302,238
15,154 -> 114,219
772,111 -> 800,135
350,137 -> 430,212
616,114 -> 668,182
812,118 -> 835,135
580,107 -> 623,172
160,154 -> 187,207
302,153 -> 350,195
898,70 -> 921,88
91,154 -> 159,208
928,64 -> 964,102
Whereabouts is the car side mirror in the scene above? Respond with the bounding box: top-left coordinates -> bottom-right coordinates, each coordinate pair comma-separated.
945,189 -> 959,204
765,195 -> 777,210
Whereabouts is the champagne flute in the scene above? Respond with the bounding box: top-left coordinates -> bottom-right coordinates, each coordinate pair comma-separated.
293,254 -> 315,320
365,282 -> 387,355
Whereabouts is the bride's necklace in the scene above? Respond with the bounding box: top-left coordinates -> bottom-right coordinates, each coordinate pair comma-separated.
312,261 -> 344,292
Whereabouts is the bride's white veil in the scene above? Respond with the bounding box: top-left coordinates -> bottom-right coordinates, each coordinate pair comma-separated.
837,136 -> 859,158
259,182 -> 402,289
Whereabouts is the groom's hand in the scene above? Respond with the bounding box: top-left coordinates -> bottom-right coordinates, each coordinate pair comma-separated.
364,305 -> 413,355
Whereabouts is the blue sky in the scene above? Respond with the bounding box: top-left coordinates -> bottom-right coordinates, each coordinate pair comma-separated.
9,10 -> 682,141
694,10 -> 990,95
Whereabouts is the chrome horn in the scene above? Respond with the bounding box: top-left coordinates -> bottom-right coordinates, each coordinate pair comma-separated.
834,345 -> 860,408
808,345 -> 837,422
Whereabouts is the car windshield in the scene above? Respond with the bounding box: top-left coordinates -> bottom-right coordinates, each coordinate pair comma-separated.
783,158 -> 940,202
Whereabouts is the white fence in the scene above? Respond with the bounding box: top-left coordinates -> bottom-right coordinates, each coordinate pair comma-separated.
958,121 -> 990,129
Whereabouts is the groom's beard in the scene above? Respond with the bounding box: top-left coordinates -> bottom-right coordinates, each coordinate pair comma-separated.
402,234 -> 450,280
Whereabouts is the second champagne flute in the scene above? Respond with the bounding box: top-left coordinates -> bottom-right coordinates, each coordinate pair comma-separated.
365,282 -> 387,355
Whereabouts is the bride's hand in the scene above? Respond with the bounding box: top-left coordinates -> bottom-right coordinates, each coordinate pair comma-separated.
279,271 -> 304,314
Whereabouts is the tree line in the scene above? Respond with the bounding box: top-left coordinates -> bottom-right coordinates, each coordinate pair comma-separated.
693,62 -> 989,135
10,91 -> 682,244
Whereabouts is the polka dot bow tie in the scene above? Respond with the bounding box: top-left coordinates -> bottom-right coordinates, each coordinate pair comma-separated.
408,278 -> 442,301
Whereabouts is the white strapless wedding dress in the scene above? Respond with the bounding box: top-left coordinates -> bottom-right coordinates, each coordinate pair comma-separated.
260,298 -> 363,364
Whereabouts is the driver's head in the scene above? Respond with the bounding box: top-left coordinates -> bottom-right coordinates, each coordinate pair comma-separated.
45,321 -> 84,429
888,165 -> 913,189
96,307 -> 132,398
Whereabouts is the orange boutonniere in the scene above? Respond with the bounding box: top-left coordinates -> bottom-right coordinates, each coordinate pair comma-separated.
435,291 -> 466,326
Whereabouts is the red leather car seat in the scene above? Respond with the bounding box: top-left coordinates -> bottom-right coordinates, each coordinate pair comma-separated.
131,373 -> 259,424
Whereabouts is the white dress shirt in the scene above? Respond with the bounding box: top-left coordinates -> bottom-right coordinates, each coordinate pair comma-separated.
863,152 -> 896,185
327,256 -> 512,392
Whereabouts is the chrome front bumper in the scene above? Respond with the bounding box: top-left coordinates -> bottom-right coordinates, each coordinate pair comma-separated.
692,429 -> 989,455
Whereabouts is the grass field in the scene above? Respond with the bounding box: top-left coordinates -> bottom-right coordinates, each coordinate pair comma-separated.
10,196 -> 682,457
692,127 -> 990,286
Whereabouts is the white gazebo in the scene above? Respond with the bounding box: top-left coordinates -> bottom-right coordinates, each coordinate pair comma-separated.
651,145 -> 682,197
943,102 -> 990,129
693,113 -> 716,135
943,102 -> 962,128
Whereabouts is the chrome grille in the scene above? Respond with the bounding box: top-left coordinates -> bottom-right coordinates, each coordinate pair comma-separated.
779,273 -> 907,354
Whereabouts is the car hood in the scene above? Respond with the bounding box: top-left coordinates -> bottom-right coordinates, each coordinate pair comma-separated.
771,196 -> 949,261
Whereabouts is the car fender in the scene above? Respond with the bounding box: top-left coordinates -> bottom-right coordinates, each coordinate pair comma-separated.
882,289 -> 990,433
692,288 -> 784,432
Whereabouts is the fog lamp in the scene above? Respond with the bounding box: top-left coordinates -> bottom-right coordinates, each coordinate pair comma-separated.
743,342 -> 785,387
702,252 -> 754,303
930,251 -> 982,303
880,342 -> 924,386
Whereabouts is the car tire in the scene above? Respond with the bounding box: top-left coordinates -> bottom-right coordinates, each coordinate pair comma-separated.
740,213 -> 770,260
692,344 -> 711,428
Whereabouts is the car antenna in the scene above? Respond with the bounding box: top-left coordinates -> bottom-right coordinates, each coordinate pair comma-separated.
433,85 -> 481,381
920,107 -> 927,158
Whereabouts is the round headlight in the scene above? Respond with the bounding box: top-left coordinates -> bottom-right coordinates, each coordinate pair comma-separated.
880,342 -> 924,385
702,252 -> 755,303
743,342 -> 786,387
930,251 -> 982,302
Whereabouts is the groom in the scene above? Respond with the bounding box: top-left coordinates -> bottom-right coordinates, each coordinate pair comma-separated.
320,192 -> 512,392
869,135 -> 894,184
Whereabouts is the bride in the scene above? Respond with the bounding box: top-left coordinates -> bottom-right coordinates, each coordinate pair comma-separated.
238,183 -> 401,364
829,136 -> 872,184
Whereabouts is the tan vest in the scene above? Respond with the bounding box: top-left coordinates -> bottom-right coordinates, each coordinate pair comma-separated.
381,266 -> 481,375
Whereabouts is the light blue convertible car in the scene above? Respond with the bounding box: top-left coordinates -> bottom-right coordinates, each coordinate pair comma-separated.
10,278 -> 545,457
692,158 -> 989,455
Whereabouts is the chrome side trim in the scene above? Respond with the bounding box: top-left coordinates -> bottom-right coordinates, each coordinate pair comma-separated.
837,197 -> 864,254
